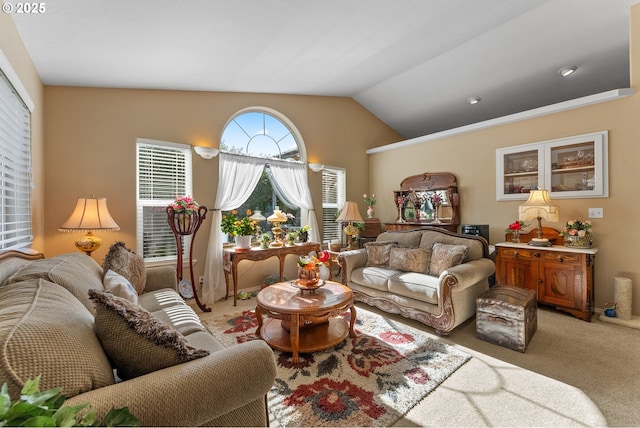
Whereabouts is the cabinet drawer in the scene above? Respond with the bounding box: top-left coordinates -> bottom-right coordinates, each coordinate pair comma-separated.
539,251 -> 580,265
498,248 -> 536,260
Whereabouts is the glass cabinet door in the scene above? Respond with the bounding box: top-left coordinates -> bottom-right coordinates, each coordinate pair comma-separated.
546,132 -> 607,198
496,145 -> 543,201
497,131 -> 608,200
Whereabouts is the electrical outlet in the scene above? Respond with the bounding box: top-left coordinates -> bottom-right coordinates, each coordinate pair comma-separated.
199,276 -> 204,285
588,208 -> 604,218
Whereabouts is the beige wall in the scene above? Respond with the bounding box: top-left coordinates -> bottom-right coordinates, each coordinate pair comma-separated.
0,7 -> 45,251
369,3 -> 640,313
42,87 -> 402,286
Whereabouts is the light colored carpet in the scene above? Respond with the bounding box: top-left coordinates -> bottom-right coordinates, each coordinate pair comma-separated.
197,296 -> 640,426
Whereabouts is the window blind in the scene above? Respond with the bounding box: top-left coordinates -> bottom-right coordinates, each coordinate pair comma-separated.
0,69 -> 32,250
321,166 -> 345,243
136,139 -> 192,261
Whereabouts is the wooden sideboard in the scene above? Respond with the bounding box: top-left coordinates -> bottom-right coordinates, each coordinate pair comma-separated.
495,242 -> 598,321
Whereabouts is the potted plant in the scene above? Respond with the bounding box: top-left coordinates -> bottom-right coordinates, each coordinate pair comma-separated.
0,376 -> 139,427
286,231 -> 298,246
221,209 -> 258,249
299,225 -> 311,242
168,196 -> 201,234
259,233 -> 272,249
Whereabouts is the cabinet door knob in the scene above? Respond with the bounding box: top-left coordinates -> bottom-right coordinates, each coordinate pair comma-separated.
534,252 -> 541,258
514,253 -> 519,259
557,256 -> 564,262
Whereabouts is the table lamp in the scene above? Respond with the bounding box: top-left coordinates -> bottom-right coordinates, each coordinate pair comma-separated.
59,197 -> 120,256
267,206 -> 288,247
336,201 -> 364,250
518,189 -> 559,247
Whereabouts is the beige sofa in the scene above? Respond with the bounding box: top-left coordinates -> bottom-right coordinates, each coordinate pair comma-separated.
339,227 -> 495,336
0,250 -> 276,427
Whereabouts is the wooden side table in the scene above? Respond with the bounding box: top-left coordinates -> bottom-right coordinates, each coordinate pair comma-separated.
255,281 -> 357,364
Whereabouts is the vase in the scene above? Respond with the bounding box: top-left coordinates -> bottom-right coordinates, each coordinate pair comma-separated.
511,231 -> 520,243
297,266 -> 319,286
432,205 -> 440,224
299,231 -> 308,242
564,234 -> 592,248
367,206 -> 374,218
234,235 -> 252,249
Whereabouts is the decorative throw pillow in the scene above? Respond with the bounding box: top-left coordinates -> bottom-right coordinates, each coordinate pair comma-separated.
103,242 -> 146,294
103,269 -> 139,304
88,289 -> 210,380
365,241 -> 398,267
428,242 -> 468,276
388,247 -> 431,273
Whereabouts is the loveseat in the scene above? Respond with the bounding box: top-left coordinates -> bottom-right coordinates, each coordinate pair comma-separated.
0,249 -> 276,427
339,227 -> 495,336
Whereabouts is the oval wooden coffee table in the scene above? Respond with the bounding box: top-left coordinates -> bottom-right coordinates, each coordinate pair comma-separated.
255,280 -> 357,364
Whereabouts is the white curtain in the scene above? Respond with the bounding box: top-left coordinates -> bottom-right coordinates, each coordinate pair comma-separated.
269,162 -> 320,243
202,153 -> 265,303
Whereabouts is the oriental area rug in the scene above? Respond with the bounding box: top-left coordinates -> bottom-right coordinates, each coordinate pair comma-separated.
203,306 -> 470,427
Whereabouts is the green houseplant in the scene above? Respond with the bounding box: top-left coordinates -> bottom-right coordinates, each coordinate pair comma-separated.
0,376 -> 139,427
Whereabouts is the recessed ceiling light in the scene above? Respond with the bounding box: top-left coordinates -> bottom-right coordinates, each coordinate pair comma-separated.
558,66 -> 577,77
467,96 -> 481,105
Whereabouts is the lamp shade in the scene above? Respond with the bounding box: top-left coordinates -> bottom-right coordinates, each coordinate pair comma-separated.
59,198 -> 120,231
267,207 -> 288,223
336,201 -> 364,223
518,189 -> 559,222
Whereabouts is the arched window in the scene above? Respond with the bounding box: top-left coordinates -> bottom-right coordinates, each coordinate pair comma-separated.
219,108 -> 306,232
221,109 -> 304,161
203,107 -> 319,303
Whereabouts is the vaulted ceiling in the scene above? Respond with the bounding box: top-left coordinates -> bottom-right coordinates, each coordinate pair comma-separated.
9,0 -> 639,138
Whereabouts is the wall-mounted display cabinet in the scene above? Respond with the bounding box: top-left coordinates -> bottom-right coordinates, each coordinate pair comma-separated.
496,131 -> 608,200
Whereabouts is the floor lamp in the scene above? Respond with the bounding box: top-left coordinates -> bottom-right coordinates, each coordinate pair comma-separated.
518,189 -> 559,247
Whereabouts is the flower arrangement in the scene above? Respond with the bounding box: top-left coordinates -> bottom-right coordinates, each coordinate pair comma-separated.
297,250 -> 330,269
221,209 -> 258,237
363,193 -> 376,207
429,192 -> 443,207
505,220 -> 529,234
169,196 -> 199,213
406,191 -> 426,211
560,220 -> 593,237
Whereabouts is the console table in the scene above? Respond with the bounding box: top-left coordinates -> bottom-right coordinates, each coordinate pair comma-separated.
223,242 -> 321,306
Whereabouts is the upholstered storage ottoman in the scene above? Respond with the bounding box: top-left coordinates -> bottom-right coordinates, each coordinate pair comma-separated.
476,286 -> 537,352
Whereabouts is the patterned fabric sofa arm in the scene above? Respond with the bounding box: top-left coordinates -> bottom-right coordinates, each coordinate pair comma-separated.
442,258 -> 496,291
338,248 -> 367,283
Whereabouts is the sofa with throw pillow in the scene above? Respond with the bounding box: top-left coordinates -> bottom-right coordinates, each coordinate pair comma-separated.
0,245 -> 276,427
339,227 -> 495,336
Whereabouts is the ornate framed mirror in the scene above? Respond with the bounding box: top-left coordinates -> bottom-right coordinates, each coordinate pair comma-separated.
385,172 -> 460,232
